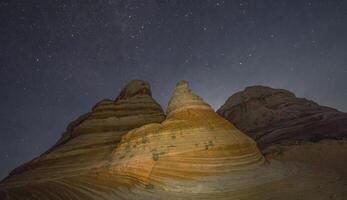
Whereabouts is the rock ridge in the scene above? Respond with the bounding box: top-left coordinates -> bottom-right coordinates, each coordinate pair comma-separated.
217,85 -> 347,149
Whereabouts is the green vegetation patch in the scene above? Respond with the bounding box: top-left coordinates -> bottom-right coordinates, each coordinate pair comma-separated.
145,183 -> 154,190
141,137 -> 148,143
152,151 -> 165,161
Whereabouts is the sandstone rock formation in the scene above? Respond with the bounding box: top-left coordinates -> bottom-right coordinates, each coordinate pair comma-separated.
0,80 -> 165,199
0,80 -> 272,199
217,85 -> 347,149
2,81 -> 346,200
111,80 -> 269,195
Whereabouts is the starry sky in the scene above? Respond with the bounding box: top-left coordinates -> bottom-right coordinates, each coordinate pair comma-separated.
1,0 -> 347,179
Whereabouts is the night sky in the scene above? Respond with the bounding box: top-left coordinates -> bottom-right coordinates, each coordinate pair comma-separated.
1,0 -> 347,179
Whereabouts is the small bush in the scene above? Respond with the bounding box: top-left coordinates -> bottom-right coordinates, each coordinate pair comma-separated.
152,152 -> 159,161
141,137 -> 148,143
145,183 -> 154,190
152,151 -> 166,161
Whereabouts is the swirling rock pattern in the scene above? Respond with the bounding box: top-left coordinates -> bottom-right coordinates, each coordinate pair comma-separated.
0,81 -> 269,199
112,80 -> 266,193
217,85 -> 347,149
0,80 -> 165,198
1,81 -> 346,200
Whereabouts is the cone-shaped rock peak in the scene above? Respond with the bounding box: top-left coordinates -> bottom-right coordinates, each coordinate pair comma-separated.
112,81 -> 265,195
166,80 -> 213,117
0,80 -> 165,198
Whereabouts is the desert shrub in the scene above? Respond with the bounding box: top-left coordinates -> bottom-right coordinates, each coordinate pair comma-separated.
145,183 -> 154,189
152,152 -> 159,161
141,137 -> 148,143
152,151 -> 165,161
208,140 -> 214,146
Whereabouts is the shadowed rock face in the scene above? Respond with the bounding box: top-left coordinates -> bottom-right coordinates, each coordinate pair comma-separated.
0,80 -> 165,198
116,79 -> 152,101
217,85 -> 347,149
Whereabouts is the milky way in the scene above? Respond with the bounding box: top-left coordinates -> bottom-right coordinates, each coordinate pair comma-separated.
0,0 -> 346,179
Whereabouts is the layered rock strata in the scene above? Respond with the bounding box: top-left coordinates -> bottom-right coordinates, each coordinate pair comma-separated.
112,80 -> 266,193
217,85 -> 347,149
0,80 -> 165,197
0,80 -> 270,199
2,82 -> 346,199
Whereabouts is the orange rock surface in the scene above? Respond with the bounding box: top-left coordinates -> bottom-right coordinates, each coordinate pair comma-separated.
112,80 -> 265,192
1,81 -> 346,200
